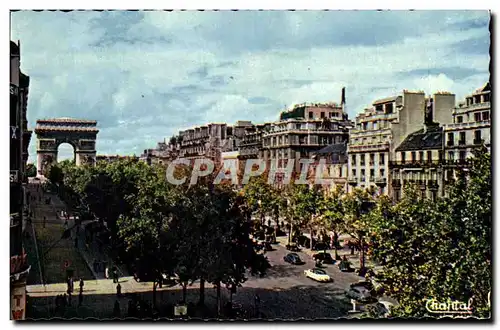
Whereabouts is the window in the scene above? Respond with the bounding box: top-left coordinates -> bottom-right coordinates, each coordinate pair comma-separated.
385,103 -> 393,114
456,116 -> 463,123
448,151 -> 455,161
320,112 -> 325,118
474,112 -> 481,122
484,93 -> 490,102
427,151 -> 432,163
352,169 -> 356,177
379,153 -> 385,165
360,154 -> 366,166
375,105 -> 383,112
419,151 -> 424,162
459,132 -> 466,145
370,169 -> 375,180
361,169 -> 366,181
309,112 -> 313,119
474,130 -> 482,143
369,154 -> 375,165
363,122 -> 368,130
482,111 -> 490,121
296,124 -> 301,130
411,152 -> 416,162
447,132 -> 454,146
329,112 -> 333,118
380,169 -> 385,177
401,152 -> 406,163
438,151 -> 443,162
373,121 -> 378,130
459,151 -> 466,162
351,155 -> 356,164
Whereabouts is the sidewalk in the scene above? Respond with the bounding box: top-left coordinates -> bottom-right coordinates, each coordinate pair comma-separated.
49,191 -> 128,280
26,183 -> 94,284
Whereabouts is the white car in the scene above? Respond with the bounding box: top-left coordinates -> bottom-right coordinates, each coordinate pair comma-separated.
346,286 -> 373,303
304,268 -> 332,282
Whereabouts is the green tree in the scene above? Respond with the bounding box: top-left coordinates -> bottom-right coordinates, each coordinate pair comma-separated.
319,186 -> 344,259
341,188 -> 375,274
370,146 -> 491,318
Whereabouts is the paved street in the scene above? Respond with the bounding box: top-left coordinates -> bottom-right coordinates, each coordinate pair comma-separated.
27,240 -> 364,319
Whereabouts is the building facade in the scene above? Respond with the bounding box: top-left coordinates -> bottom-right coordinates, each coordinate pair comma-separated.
238,123 -> 271,160
388,83 -> 490,201
10,40 -> 30,321
262,100 -> 352,179
310,142 -> 349,192
348,90 -> 455,196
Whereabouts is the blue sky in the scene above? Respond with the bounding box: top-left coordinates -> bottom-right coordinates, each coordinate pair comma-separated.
10,10 -> 490,162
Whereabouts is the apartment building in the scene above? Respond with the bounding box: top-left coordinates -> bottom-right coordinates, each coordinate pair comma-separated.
10,40 -> 30,320
310,142 -> 348,192
348,90 -> 455,195
262,101 -> 352,180
220,121 -> 254,153
443,82 -> 491,174
388,84 -> 490,201
390,124 -> 444,202
238,123 -> 271,160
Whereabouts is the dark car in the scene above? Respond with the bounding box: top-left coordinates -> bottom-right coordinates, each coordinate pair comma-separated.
283,253 -> 304,265
312,242 -> 330,251
312,252 -> 334,264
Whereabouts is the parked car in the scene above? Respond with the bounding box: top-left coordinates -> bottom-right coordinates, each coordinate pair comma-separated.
312,252 -> 334,264
283,253 -> 305,265
304,268 -> 332,282
346,285 -> 373,303
312,242 -> 330,251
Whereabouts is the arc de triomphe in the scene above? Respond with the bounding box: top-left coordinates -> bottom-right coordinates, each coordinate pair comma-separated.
34,118 -> 99,176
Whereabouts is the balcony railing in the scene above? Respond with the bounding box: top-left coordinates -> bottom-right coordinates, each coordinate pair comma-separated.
458,140 -> 466,146
360,176 -> 366,182
375,177 -> 387,185
445,119 -> 490,130
473,138 -> 484,145
348,142 -> 390,151
447,140 -> 454,146
389,160 -> 441,167
347,177 -> 358,185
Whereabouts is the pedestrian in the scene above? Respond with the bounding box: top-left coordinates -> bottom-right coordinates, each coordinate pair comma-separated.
67,292 -> 72,306
70,277 -> 75,293
105,266 -> 109,279
113,300 -> 121,318
79,278 -> 84,293
116,283 -> 122,297
78,291 -> 83,307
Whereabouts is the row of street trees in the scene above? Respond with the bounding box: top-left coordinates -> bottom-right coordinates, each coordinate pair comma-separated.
48,159 -> 270,316
46,145 -> 491,318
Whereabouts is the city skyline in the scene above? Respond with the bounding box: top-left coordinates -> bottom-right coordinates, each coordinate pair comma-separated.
10,10 -> 490,161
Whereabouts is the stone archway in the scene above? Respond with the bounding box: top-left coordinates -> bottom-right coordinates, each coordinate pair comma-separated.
34,118 -> 99,176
